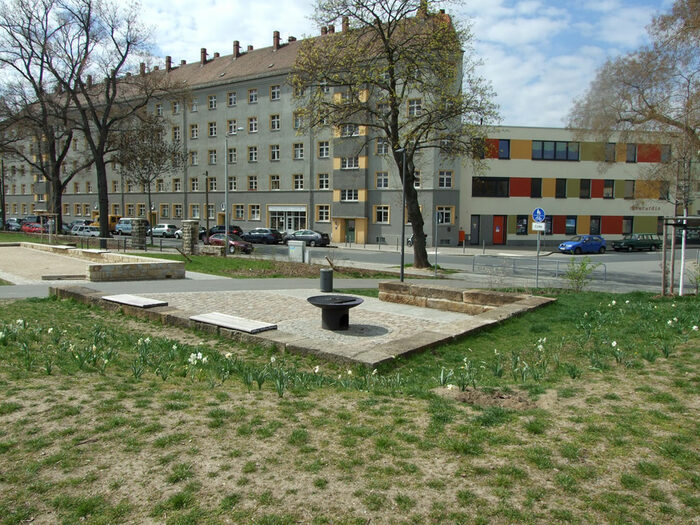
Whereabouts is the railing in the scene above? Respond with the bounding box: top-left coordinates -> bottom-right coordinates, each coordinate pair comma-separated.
472,255 -> 607,282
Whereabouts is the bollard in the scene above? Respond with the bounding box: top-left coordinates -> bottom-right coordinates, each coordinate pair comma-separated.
320,268 -> 333,292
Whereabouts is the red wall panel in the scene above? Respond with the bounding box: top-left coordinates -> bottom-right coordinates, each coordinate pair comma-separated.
601,216 -> 623,234
509,177 -> 531,197
485,138 -> 499,159
591,179 -> 604,198
638,144 -> 661,163
553,215 -> 566,234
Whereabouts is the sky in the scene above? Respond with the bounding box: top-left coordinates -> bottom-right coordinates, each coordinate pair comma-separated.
140,0 -> 672,128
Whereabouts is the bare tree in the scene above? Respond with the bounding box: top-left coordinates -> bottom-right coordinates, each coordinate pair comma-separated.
113,114 -> 185,239
289,0 -> 498,268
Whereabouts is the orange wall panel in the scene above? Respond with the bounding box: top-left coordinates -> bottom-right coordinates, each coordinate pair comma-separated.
511,140 -> 531,159
542,178 -> 556,198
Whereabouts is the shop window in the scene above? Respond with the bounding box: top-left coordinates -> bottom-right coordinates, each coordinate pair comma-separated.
530,178 -> 542,198
579,179 -> 591,199
565,216 -> 577,235
555,178 -> 567,198
516,215 -> 528,235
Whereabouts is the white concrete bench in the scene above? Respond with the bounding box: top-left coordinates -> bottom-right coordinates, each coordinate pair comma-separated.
190,312 -> 277,334
102,294 -> 168,308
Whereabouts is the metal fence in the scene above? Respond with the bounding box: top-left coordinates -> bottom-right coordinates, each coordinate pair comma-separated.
472,255 -> 607,282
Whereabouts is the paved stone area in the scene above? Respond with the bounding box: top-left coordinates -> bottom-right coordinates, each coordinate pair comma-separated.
0,246 -> 90,283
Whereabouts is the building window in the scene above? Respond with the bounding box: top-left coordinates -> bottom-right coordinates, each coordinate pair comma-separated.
623,216 -> 633,234
603,179 -> 615,198
516,215 -> 528,235
227,92 -> 236,106
208,122 -> 217,137
248,117 -> 258,133
375,205 -> 389,223
189,151 -> 199,166
318,141 -> 329,158
249,204 -> 260,220
248,146 -> 258,162
626,143 -> 637,163
190,177 -> 199,191
661,144 -> 672,163
270,114 -> 280,131
590,216 -> 601,235
376,171 -> 388,189
173,204 -> 183,218
341,156 -> 359,169
207,95 -> 216,110
136,203 -> 145,217
472,177 -> 509,197
228,147 -> 237,163
341,124 -> 359,137
229,176 -> 237,191
248,176 -> 258,191
497,139 -> 510,159
156,179 -> 164,192
172,101 -> 180,114
63,203 -> 70,215
126,204 -> 134,216
248,89 -> 258,104
173,178 -> 181,191
160,204 -> 169,218
270,85 -> 281,100
317,204 -> 330,222
85,181 -> 92,193
227,119 -> 238,134
191,204 -> 200,218
172,126 -> 181,141
532,140 -> 579,161
270,144 -> 280,161
293,112 -> 303,130
293,143 -> 304,160
234,204 -> 244,220
191,99 -> 198,112
436,206 -> 452,224
605,143 -> 616,162
413,171 -> 421,189
531,178 -> 542,198
206,204 -> 215,220
438,170 -> 453,189
579,179 -> 591,199
207,177 -> 217,191
318,173 -> 329,190
340,189 -> 359,201
408,98 -> 422,116
270,175 -> 280,190
155,103 -> 162,116
376,139 -> 389,155
624,180 -> 635,199
126,181 -> 134,193
208,149 -> 217,165
565,216 -> 577,235
111,180 -> 118,192
294,174 -> 304,190
555,178 -> 567,198
189,124 -> 198,139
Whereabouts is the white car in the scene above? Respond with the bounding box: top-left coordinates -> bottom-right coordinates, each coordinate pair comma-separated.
151,223 -> 178,237
72,225 -> 100,237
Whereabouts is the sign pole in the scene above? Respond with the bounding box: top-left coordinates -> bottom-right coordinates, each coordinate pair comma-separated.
536,231 -> 540,288
532,208 -> 546,289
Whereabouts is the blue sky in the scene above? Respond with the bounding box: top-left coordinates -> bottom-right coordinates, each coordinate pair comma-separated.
142,0 -> 671,127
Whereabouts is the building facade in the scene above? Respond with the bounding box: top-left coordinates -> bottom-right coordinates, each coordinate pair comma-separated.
1,32 -> 677,246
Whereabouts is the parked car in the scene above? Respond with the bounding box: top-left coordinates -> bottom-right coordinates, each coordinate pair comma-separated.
207,233 -> 254,254
558,235 -> 606,255
115,218 -> 149,235
241,228 -> 284,244
68,219 -> 93,229
174,226 -> 207,240
284,229 -> 330,247
150,223 -> 178,238
72,225 -> 100,237
611,233 -> 662,252
208,225 -> 243,237
5,218 -> 23,231
20,222 -> 45,234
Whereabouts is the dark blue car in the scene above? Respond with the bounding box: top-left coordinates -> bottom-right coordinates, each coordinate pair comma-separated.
558,235 -> 607,255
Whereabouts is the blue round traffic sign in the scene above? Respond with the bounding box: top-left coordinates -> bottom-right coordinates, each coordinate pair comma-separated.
532,208 -> 546,223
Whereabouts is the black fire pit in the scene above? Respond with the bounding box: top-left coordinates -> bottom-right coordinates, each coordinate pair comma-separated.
307,294 -> 364,331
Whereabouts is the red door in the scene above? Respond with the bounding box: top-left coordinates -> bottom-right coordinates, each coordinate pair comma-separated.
493,216 -> 505,245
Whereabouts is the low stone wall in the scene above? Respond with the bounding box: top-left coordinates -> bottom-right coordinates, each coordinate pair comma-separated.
199,245 -> 225,256
378,281 -> 529,315
19,242 -> 184,281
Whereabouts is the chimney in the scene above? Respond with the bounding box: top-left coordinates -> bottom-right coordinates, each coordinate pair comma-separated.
165,56 -> 172,71
213,52 -> 220,58
321,26 -> 327,35
288,36 -> 296,42
87,75 -> 93,88
328,24 -> 335,34
200,48 -> 207,65
440,8 -> 445,13
342,16 -> 349,32
273,30 -> 280,51
153,66 -> 159,71
180,59 -> 186,66
233,40 -> 240,58
247,45 -> 253,51
140,62 -> 146,75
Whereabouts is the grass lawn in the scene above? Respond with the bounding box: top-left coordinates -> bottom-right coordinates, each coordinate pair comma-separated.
0,291 -> 698,524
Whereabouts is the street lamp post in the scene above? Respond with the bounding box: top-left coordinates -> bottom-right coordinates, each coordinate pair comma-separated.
395,148 -> 407,282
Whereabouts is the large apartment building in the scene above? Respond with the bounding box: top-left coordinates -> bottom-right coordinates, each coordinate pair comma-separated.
1,29 -> 678,246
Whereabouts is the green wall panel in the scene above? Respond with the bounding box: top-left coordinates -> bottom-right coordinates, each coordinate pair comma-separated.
581,142 -> 605,162
634,216 -> 658,233
567,178 -> 580,198
507,215 -> 517,234
614,180 -> 626,199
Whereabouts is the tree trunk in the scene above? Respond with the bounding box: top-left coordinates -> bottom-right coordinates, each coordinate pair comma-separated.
50,176 -> 63,233
393,153 -> 430,268
95,156 -> 110,246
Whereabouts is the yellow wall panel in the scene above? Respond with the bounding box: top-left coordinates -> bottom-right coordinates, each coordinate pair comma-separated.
635,180 -> 659,199
578,215 -> 591,234
616,143 -> 626,163
333,158 -> 341,170
332,218 -> 345,243
510,139 -> 531,159
358,156 -> 368,169
359,89 -> 369,103
358,125 -> 368,136
355,218 -> 368,244
358,189 -> 368,202
332,189 -> 340,202
542,178 -> 556,198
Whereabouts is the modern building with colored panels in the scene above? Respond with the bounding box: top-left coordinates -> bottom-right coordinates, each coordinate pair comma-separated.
461,126 -> 675,246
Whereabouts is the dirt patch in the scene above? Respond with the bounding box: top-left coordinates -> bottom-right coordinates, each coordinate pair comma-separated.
436,386 -> 535,410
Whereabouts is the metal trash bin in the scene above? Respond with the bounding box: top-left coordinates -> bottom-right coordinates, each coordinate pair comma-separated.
320,268 -> 333,292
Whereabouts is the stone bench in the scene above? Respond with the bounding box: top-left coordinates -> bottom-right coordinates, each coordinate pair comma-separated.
190,312 -> 277,334
102,294 -> 168,308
